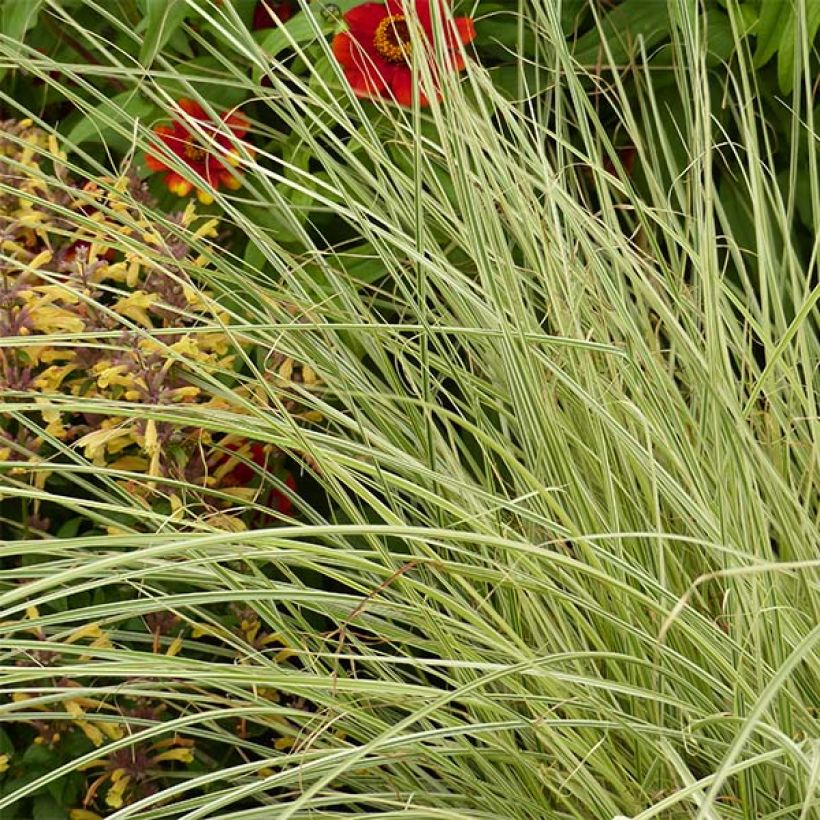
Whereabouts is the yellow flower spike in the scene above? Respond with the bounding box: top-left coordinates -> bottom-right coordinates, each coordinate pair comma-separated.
170,386 -> 200,402
105,770 -> 131,809
109,455 -> 149,472
34,364 -> 77,392
45,417 -> 68,440
100,722 -> 124,741
274,648 -> 297,663
88,633 -> 113,650
29,249 -> 53,270
29,306 -> 85,335
278,358 -> 294,381
144,419 -> 158,454
77,428 -> 131,461
208,514 -> 247,532
39,348 -> 74,363
242,620 -> 261,643
25,606 -> 40,620
113,291 -> 158,327
65,700 -> 85,719
196,189 -> 214,205
75,720 -> 105,747
302,364 -> 319,385
0,754 -> 9,773
48,133 -> 66,161
65,622 -> 105,644
106,526 -> 129,536
274,736 -> 295,751
166,635 -> 184,657
181,200 -> 197,226
192,218 -> 219,240
151,747 -> 194,765
126,259 -> 141,288
104,262 -> 128,281
70,810 -> 104,820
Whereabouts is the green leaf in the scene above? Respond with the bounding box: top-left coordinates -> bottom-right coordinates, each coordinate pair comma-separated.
1,0 -> 44,44
0,0 -> 44,78
138,0 -> 191,65
65,90 -> 155,146
33,793 -> 67,820
705,8 -> 735,64
753,0 -> 789,68
775,13 -> 798,93
154,56 -> 249,107
571,0 -> 673,65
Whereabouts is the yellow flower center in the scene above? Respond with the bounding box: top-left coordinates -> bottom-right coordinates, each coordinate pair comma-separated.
373,14 -> 413,63
183,143 -> 207,162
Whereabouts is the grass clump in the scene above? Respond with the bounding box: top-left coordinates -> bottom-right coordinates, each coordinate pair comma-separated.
0,1 -> 818,818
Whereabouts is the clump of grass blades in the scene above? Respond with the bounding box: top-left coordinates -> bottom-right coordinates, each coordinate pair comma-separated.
0,1 -> 818,819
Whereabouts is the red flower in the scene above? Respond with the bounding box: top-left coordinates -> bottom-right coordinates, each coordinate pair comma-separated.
216,442 -> 297,515
252,1 -> 293,29
145,99 -> 251,204
331,0 -> 476,106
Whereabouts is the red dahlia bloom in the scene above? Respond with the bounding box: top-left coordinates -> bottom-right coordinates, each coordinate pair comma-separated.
252,1 -> 293,29
145,99 -> 251,204
331,0 -> 476,107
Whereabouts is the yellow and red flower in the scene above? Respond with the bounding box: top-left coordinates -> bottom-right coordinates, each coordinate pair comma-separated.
215,440 -> 298,515
145,99 -> 250,204
331,0 -> 476,107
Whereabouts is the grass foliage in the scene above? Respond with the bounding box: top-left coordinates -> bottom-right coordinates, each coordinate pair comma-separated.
1,1 -> 818,817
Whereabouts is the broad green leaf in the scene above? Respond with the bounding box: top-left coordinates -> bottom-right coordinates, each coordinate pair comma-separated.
776,0 -> 820,93
753,0 -> 789,68
571,0 -> 672,65
0,0 -> 44,78
65,90 -> 155,146
705,8 -> 736,64
1,0 -> 44,44
138,0 -> 191,64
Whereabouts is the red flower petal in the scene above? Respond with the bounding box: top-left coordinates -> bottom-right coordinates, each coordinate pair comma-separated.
345,64 -> 390,98
332,32 -> 357,69
222,111 -> 249,138
145,152 -> 169,172
383,0 -> 407,16
452,16 -> 476,46
344,2 -> 388,38
177,98 -> 207,120
389,66 -> 416,106
268,473 -> 297,515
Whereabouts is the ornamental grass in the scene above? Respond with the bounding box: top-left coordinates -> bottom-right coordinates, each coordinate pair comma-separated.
0,1 -> 817,818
